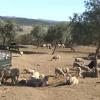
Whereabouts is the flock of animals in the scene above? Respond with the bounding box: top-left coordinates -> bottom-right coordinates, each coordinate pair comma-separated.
0,53 -> 98,87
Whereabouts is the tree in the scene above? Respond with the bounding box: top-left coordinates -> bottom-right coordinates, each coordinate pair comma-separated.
0,20 -> 16,46
84,0 -> 100,56
45,23 -> 68,43
45,23 -> 69,54
70,0 -> 100,50
31,25 -> 46,48
70,0 -> 100,77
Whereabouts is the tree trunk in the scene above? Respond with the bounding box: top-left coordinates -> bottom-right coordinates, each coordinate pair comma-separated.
52,41 -> 58,55
95,42 -> 100,58
37,39 -> 40,48
94,40 -> 100,77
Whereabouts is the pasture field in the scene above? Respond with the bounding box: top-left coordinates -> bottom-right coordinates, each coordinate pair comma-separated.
0,45 -> 100,100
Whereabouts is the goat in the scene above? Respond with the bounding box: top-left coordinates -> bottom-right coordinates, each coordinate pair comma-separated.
1,68 -> 20,85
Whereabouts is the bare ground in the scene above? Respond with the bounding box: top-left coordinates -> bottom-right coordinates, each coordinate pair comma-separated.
0,45 -> 100,100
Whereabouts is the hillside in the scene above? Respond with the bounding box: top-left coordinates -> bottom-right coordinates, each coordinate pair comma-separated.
0,16 -> 60,26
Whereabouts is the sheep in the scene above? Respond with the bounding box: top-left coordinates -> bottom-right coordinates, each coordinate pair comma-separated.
23,68 -> 35,74
74,57 -> 85,64
54,74 -> 79,87
46,43 -> 52,49
19,51 -> 23,56
51,55 -> 60,61
1,68 -> 20,85
67,74 -> 79,85
23,68 -> 46,79
75,67 -> 83,77
55,67 -> 65,77
39,74 -> 45,79
61,44 -> 65,48
57,44 -> 62,48
73,62 -> 89,71
31,71 -> 40,79
27,76 -> 49,87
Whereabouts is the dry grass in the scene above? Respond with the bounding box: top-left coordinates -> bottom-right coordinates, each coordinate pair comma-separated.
0,45 -> 100,100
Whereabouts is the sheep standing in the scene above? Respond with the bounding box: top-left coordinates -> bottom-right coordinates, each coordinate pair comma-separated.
2,68 -> 20,85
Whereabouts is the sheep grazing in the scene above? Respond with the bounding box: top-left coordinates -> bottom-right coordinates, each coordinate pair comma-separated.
51,55 -> 60,61
55,67 -> 65,77
1,68 -> 20,85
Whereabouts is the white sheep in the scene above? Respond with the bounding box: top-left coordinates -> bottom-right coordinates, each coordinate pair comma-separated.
31,71 -> 40,79
19,51 -> 23,56
39,74 -> 45,79
23,68 -> 35,74
74,57 -> 85,64
51,55 -> 60,61
75,67 -> 83,77
67,74 -> 79,85
61,44 -> 65,48
73,62 -> 89,72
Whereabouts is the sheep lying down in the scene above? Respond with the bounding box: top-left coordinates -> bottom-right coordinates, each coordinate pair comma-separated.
18,76 -> 49,87
54,74 -> 79,87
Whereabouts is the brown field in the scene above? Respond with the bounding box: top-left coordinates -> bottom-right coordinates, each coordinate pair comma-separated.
0,45 -> 100,100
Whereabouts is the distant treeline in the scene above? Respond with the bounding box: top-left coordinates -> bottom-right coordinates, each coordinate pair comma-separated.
0,16 -> 61,26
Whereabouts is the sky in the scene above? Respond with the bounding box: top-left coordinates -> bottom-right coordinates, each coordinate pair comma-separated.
0,0 -> 85,21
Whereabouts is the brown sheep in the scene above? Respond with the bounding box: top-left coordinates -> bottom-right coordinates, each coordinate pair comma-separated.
1,68 -> 20,85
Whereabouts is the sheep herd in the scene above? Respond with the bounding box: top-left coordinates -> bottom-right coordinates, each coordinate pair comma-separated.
0,55 -> 98,88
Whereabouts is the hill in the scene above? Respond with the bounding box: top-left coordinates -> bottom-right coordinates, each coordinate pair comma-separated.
0,16 -> 60,26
